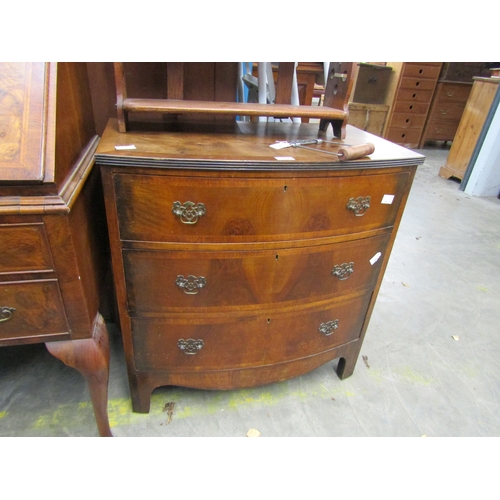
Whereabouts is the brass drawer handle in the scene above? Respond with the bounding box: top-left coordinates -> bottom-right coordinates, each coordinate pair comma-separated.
176,275 -> 207,294
319,320 -> 339,336
346,196 -> 371,216
172,201 -> 206,225
0,306 -> 16,323
332,262 -> 354,280
177,338 -> 204,354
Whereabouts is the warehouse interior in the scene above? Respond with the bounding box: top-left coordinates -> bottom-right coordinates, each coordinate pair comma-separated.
1,61 -> 499,457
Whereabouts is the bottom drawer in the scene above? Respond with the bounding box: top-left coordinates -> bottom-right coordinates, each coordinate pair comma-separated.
131,292 -> 372,372
0,280 -> 69,342
385,127 -> 422,146
423,120 -> 460,141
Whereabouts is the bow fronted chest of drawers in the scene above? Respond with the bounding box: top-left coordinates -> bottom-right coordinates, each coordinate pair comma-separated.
97,119 -> 424,412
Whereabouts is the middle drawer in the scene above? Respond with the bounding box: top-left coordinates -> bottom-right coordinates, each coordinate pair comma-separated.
123,233 -> 390,314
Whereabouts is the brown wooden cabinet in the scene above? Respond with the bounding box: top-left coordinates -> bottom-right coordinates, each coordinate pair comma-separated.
0,63 -> 112,436
97,119 -> 423,413
420,81 -> 472,145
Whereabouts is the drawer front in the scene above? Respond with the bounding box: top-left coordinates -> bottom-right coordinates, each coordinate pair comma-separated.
123,233 -> 391,313
0,223 -> 54,275
392,101 -> 430,115
131,292 -> 372,371
423,121 -> 460,141
402,63 -> 441,80
395,88 -> 434,104
113,173 -> 410,243
389,113 -> 427,130
385,128 -> 422,146
0,280 -> 69,341
428,101 -> 467,122
434,83 -> 471,103
400,77 -> 438,92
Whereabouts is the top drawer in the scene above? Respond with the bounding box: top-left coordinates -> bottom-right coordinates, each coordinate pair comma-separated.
402,63 -> 442,80
112,171 -> 411,243
0,223 -> 54,275
434,82 -> 472,104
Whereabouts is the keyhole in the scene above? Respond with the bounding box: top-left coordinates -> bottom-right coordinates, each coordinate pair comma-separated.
284,185 -> 287,192
275,254 -> 279,260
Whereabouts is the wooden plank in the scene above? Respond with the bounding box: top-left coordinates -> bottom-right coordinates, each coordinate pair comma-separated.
122,98 -> 347,120
166,63 -> 184,100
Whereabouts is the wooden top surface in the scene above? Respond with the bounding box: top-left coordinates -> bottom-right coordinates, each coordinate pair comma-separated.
96,118 -> 425,171
0,62 -> 52,183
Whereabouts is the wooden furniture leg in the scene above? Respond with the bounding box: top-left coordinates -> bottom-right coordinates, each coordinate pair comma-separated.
46,313 -> 113,437
336,343 -> 361,380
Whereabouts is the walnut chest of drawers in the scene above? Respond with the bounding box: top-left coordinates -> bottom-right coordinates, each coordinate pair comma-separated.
97,119 -> 424,413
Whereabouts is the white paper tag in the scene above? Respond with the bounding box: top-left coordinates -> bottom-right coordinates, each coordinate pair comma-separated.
115,144 -> 137,150
381,194 -> 395,204
370,252 -> 382,265
275,156 -> 295,161
270,142 -> 290,150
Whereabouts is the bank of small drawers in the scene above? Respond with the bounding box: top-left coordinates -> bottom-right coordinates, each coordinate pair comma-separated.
385,63 -> 442,147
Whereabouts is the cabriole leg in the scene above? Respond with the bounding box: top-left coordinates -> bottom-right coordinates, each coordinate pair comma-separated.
46,313 -> 112,437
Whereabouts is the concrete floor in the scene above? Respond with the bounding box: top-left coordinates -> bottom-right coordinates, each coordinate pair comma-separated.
1,146 -> 499,438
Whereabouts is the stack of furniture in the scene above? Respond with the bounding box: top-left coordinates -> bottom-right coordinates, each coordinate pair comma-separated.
420,63 -> 492,147
0,63 -> 112,436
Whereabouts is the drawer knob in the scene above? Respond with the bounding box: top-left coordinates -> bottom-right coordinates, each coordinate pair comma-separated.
319,320 -> 339,336
346,196 -> 371,216
172,201 -> 206,224
177,338 -> 204,354
332,262 -> 354,280
176,275 -> 207,294
0,306 -> 16,323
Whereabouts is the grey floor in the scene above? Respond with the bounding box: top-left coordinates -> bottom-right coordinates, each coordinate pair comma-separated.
1,145 -> 499,438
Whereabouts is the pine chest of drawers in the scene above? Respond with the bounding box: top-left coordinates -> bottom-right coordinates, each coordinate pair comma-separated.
97,119 -> 424,413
